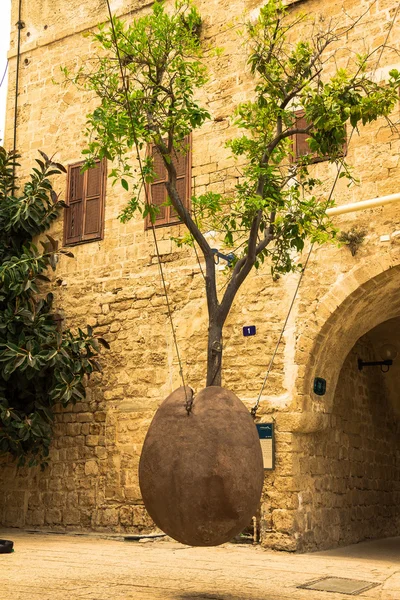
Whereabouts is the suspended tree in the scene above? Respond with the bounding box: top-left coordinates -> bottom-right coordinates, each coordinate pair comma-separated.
0,148 -> 106,466
62,0 -> 400,387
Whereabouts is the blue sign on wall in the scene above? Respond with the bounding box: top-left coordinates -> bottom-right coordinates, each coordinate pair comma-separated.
243,325 -> 256,337
256,423 -> 273,439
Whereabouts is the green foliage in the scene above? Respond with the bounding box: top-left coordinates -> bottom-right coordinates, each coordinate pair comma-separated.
0,148 -> 104,467
221,0 -> 400,274
62,0 -> 209,223
338,226 -> 367,256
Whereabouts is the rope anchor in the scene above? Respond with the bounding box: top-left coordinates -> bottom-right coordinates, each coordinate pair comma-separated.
185,387 -> 195,416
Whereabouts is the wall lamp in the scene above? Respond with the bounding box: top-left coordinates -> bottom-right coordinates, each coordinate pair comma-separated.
358,343 -> 398,373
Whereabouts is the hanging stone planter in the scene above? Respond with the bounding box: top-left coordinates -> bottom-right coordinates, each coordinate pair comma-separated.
139,386 -> 264,547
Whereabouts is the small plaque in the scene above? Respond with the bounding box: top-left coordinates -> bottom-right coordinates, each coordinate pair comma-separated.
256,423 -> 275,470
313,377 -> 326,396
243,325 -> 256,337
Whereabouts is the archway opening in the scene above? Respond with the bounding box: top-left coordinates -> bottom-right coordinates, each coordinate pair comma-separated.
298,316 -> 400,551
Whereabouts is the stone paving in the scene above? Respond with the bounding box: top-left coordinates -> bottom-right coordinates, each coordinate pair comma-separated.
1,529 -> 399,600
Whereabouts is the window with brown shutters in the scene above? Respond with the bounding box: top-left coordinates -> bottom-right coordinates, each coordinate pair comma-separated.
64,159 -> 106,246
292,111 -> 312,160
291,110 -> 347,163
145,136 -> 191,229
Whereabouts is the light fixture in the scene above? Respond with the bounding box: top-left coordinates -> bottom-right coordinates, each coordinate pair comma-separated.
358,343 -> 398,372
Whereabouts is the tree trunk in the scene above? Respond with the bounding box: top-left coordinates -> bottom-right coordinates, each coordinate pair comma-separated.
206,319 -> 223,387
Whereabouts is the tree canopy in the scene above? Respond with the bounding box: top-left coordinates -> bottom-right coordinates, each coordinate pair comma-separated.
62,0 -> 400,386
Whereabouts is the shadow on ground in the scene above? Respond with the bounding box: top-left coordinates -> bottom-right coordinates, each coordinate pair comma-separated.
315,536 -> 400,563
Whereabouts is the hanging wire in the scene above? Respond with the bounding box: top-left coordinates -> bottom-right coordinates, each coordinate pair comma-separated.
251,3 -> 400,418
0,60 -> 8,90
104,0 -> 191,410
0,61 -> 9,143
191,234 -> 206,281
189,204 -> 206,281
373,1 -> 400,72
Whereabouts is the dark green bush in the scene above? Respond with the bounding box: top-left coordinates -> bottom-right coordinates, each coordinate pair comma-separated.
0,147 -> 106,467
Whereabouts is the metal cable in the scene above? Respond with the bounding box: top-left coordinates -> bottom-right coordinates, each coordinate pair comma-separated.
104,0 -> 189,408
251,4 -> 399,418
373,1 -> 400,72
191,234 -> 206,281
0,60 -> 9,90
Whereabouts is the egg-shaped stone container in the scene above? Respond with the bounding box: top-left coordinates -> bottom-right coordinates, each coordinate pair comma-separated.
139,386 -> 264,546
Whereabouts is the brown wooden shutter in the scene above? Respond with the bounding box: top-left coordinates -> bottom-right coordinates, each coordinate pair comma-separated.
64,165 -> 84,245
64,159 -> 106,245
294,111 -> 311,159
146,136 -> 191,229
169,143 -> 190,222
82,160 -> 105,241
148,146 -> 168,226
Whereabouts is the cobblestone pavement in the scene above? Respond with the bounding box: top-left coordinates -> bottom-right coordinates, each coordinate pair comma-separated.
1,529 -> 399,600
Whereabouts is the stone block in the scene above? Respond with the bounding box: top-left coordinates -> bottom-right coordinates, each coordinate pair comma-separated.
63,508 -> 81,526
84,460 -> 99,476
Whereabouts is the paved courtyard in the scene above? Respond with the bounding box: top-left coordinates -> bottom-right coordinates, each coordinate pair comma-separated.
1,529 -> 400,599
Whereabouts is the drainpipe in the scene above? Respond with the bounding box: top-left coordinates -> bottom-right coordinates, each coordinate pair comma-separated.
326,192 -> 400,217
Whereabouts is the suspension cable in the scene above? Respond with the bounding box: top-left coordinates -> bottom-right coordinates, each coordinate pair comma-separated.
251,4 -> 400,418
0,60 -> 8,90
104,0 -> 190,410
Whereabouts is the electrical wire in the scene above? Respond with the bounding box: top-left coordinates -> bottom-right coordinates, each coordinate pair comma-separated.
251,3 -> 400,418
12,0 -> 23,188
104,0 -> 189,408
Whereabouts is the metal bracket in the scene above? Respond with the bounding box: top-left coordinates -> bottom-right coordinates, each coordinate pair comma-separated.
212,249 -> 235,267
211,341 -> 222,353
358,358 -> 392,372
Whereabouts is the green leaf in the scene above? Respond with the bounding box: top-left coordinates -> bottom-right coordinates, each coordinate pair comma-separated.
60,249 -> 74,258
97,338 -> 110,349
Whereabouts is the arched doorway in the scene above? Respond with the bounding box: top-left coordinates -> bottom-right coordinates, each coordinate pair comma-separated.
295,263 -> 400,551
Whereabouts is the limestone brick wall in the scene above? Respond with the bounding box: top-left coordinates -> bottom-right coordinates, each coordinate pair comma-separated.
1,0 -> 400,551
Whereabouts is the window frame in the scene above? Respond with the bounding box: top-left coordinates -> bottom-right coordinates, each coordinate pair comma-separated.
63,158 -> 107,247
145,135 -> 192,230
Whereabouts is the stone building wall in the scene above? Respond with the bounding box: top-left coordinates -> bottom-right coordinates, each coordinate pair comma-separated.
1,0 -> 400,551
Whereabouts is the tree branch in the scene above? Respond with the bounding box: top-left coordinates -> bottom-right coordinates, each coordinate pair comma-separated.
160,144 -> 218,315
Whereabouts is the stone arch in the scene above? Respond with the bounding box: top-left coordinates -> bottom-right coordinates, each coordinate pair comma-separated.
296,256 -> 400,414
289,257 -> 400,551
